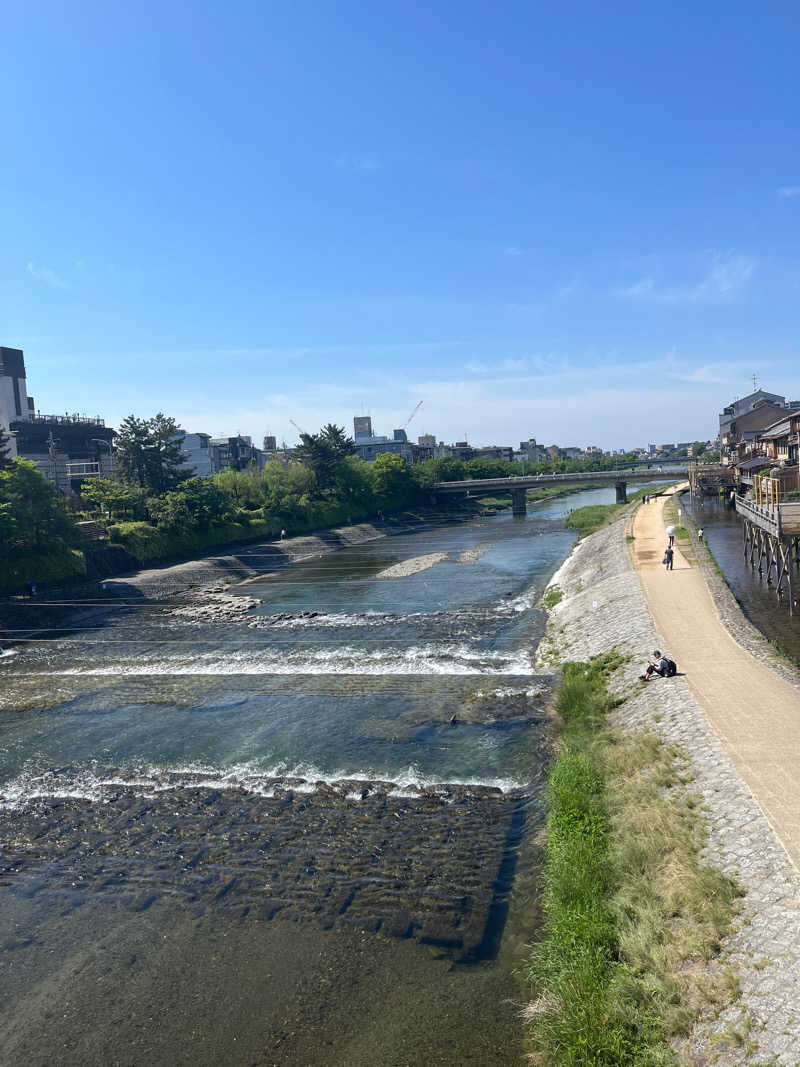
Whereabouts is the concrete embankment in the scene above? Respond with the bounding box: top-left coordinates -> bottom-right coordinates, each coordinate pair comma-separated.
537,511 -> 800,1064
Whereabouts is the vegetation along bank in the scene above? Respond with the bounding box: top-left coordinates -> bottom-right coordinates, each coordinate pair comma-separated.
0,413 -> 622,593
527,506 -> 800,1064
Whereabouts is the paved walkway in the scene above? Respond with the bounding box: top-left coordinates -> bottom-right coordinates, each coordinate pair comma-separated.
633,490 -> 800,867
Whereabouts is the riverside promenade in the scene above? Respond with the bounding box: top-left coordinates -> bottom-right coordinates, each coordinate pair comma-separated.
538,500 -> 800,1063
633,490 -> 800,866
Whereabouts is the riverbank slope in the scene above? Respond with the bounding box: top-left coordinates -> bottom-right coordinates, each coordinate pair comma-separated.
537,507 -> 800,1064
0,507 -> 475,644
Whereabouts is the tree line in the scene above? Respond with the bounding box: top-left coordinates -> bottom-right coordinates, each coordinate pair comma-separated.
0,410 -> 658,587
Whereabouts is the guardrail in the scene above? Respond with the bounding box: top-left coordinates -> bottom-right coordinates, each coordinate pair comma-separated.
433,468 -> 686,490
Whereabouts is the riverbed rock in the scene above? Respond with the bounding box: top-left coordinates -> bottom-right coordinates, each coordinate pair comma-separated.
0,777 -> 529,960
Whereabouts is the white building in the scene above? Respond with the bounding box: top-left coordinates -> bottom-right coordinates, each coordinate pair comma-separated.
177,432 -> 215,477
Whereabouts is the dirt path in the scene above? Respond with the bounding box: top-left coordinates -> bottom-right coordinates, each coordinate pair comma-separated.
632,490 -> 800,867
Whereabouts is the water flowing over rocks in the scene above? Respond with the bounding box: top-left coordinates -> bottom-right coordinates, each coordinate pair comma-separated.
0,776 -> 530,960
539,514 -> 800,1065
165,590 -> 261,624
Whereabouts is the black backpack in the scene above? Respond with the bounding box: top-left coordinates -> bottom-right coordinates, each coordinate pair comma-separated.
664,658 -> 677,677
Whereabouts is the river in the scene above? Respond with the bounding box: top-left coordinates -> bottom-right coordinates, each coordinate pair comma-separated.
684,494 -> 800,666
0,484 -> 653,1066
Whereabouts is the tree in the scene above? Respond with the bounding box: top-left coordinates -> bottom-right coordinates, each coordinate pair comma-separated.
115,413 -> 188,494
416,456 -> 467,485
80,478 -> 147,520
0,459 -> 77,556
147,413 -> 189,494
319,423 -> 356,460
465,457 -> 511,480
295,424 -> 356,498
114,415 -> 151,488
371,453 -> 416,505
148,479 -> 234,531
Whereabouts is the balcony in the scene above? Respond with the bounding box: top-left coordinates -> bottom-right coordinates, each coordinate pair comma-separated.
66,461 -> 101,478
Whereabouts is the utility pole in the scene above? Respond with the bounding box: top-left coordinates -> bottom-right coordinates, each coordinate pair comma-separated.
47,430 -> 60,489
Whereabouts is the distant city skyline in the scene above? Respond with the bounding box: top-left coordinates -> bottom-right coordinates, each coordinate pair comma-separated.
3,3 -> 800,447
4,343 -> 790,451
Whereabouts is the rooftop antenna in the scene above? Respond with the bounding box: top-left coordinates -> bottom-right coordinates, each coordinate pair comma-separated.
752,373 -> 759,392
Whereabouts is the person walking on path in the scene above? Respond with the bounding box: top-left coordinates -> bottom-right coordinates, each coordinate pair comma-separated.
631,486 -> 800,866
698,528 -> 704,543
666,524 -> 675,547
664,545 -> 674,571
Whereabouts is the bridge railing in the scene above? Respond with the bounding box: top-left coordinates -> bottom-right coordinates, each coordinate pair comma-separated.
433,468 -> 685,490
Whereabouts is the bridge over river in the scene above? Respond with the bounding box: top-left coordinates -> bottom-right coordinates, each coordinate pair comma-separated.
433,467 -> 687,515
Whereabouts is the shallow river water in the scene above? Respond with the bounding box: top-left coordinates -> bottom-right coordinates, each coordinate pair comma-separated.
685,494 -> 800,666
0,486 -> 647,1066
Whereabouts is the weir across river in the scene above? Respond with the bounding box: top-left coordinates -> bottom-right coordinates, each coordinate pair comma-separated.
432,467 -> 688,515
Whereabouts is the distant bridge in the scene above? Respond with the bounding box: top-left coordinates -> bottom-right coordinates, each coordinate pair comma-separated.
432,467 -> 687,516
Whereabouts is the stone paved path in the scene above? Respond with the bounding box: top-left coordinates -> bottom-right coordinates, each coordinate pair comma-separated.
538,512 -> 800,1064
633,491 -> 800,867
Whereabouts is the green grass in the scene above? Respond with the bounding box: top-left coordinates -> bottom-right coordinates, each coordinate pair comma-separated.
541,585 -> 563,610
564,503 -> 619,537
524,653 -> 742,1065
564,485 -> 680,539
525,654 -> 666,1065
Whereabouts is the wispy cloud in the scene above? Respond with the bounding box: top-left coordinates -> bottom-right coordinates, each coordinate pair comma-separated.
778,186 -> 800,198
334,152 -> 381,172
503,246 -> 523,257
466,354 -> 570,376
619,277 -> 655,298
26,261 -> 69,290
617,252 -> 756,304
664,360 -> 769,386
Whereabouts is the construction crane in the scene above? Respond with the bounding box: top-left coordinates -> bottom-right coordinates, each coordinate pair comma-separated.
404,400 -> 423,429
289,418 -> 308,437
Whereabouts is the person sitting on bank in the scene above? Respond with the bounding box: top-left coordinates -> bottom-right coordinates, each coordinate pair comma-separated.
640,650 -> 670,680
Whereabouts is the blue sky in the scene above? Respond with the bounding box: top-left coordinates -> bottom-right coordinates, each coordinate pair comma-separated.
3,1 -> 800,448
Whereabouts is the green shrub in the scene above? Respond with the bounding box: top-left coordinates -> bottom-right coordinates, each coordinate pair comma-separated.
0,546 -> 86,592
541,585 -> 563,610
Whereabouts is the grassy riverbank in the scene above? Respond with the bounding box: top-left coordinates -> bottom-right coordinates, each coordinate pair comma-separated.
565,485 -> 678,539
525,653 -> 742,1065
